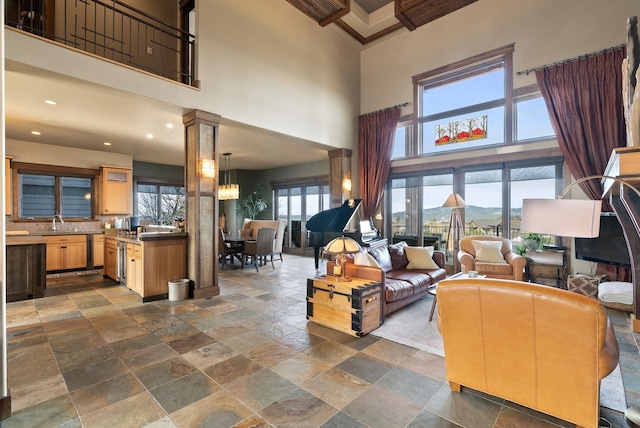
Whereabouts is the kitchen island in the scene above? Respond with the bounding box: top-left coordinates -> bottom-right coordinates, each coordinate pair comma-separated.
105,231 -> 188,302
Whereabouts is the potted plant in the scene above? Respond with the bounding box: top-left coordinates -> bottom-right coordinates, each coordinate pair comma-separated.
515,233 -> 543,256
237,184 -> 268,220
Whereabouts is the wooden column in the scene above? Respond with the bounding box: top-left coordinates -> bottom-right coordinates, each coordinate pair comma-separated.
328,149 -> 352,208
183,110 -> 220,298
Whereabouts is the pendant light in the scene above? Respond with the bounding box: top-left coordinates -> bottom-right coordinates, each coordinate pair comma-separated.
219,153 -> 239,200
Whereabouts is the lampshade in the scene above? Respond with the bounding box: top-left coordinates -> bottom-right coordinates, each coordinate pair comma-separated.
442,193 -> 467,208
521,198 -> 602,238
324,236 -> 362,255
200,159 -> 215,178
219,153 -> 239,200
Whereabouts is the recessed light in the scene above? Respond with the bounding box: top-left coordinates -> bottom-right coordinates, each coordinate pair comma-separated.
31,131 -> 41,135
166,123 -> 174,129
45,100 -> 57,105
146,133 -> 154,139
103,142 -> 112,146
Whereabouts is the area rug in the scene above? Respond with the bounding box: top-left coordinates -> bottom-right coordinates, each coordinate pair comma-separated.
372,294 -> 627,412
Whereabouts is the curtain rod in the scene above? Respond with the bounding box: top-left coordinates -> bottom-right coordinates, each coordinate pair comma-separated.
361,102 -> 409,117
516,44 -> 626,76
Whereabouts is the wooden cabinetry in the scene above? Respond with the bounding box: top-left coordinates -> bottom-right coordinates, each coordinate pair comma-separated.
99,166 -> 132,215
5,157 -> 11,216
6,240 -> 46,301
104,238 -> 118,280
46,235 -> 87,271
126,243 -> 143,294
92,234 -> 105,267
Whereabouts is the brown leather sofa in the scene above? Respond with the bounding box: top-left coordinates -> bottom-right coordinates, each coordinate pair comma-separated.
332,241 -> 446,316
437,277 -> 619,428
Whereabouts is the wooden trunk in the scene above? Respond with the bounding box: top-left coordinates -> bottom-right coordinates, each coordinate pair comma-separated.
306,276 -> 382,337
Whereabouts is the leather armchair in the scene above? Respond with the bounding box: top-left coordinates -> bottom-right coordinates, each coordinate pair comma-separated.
437,277 -> 619,428
458,235 -> 526,281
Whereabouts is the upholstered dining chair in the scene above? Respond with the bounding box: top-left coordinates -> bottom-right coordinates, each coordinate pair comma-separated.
218,227 -> 243,269
242,227 -> 276,272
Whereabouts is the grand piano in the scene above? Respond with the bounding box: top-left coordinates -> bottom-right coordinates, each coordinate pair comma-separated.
306,199 -> 387,270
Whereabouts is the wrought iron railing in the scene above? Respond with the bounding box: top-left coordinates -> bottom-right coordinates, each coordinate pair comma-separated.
5,0 -> 196,86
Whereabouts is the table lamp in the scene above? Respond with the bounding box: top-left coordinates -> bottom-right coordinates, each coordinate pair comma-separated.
324,236 -> 363,281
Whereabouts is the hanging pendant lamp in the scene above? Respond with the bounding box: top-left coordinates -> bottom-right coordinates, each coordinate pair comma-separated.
219,153 -> 239,200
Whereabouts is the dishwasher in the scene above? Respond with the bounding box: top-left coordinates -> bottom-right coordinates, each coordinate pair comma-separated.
117,241 -> 127,285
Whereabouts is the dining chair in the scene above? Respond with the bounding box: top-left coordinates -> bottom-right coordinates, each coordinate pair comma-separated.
242,227 -> 276,272
218,227 -> 243,269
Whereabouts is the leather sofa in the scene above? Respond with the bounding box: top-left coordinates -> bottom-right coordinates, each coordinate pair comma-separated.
436,277 -> 619,428
332,241 -> 446,316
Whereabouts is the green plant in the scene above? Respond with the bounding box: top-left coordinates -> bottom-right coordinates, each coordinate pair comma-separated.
515,233 -> 543,256
237,184 -> 268,220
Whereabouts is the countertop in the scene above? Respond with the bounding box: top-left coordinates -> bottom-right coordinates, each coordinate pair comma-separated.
7,235 -> 48,246
106,232 -> 188,244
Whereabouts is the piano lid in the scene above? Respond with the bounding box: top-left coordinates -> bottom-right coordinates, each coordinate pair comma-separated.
306,199 -> 362,232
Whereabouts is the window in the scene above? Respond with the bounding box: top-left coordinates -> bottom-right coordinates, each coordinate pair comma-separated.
273,183 -> 329,250
17,164 -> 95,220
417,55 -> 509,155
392,124 -> 412,159
514,94 -> 555,141
136,182 -> 185,225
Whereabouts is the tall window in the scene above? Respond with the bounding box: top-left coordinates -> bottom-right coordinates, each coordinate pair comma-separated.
509,165 -> 558,242
273,183 -> 329,250
136,182 -> 185,225
463,169 -> 504,236
514,93 -> 555,141
18,166 -> 94,220
416,51 -> 510,155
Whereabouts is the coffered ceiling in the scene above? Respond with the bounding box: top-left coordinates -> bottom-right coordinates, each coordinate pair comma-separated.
286,0 -> 478,44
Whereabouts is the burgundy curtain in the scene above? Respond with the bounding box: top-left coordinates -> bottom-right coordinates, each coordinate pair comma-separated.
535,47 -> 626,204
358,106 -> 401,219
536,47 -> 629,281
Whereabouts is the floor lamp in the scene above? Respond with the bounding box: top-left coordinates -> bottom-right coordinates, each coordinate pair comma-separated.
442,193 -> 467,274
521,174 -> 640,427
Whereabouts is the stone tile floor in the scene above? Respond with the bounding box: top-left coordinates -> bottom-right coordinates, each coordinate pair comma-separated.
2,254 -> 640,427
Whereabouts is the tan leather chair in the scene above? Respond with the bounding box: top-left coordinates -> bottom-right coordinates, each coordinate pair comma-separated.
437,278 -> 619,428
458,235 -> 526,281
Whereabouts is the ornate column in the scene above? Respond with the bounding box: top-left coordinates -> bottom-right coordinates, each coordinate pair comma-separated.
183,110 -> 220,298
328,149 -> 352,208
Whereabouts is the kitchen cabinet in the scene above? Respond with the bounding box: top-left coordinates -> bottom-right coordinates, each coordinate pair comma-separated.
111,234 -> 187,301
46,235 -> 87,271
99,166 -> 132,215
6,238 -> 46,301
92,234 -> 105,267
126,243 -> 143,294
5,157 -> 11,216
104,238 -> 118,280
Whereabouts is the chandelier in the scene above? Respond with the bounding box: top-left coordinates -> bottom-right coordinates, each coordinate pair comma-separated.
218,152 -> 239,200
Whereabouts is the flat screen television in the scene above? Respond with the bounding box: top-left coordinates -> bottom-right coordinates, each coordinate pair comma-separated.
574,212 -> 631,268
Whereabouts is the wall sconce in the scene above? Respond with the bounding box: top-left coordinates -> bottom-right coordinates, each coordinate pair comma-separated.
343,176 -> 352,193
200,159 -> 215,178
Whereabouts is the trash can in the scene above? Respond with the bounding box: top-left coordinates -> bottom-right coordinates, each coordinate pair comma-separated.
168,279 -> 189,301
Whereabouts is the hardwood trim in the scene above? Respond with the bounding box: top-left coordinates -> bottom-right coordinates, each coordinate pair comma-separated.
0,392 -> 11,420
412,44 -> 515,83
272,175 -> 329,188
319,6 -> 350,27
390,147 -> 563,175
334,20 -> 404,45
11,162 -> 99,177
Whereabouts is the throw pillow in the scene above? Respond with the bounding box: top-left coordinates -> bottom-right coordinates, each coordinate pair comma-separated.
472,240 -> 505,263
354,252 -> 381,268
388,241 -> 409,270
405,246 -> 439,270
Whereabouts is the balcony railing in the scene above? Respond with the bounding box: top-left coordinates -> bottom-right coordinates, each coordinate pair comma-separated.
5,0 -> 196,86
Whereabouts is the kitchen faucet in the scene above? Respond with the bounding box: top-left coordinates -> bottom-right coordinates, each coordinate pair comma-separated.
52,214 -> 64,231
